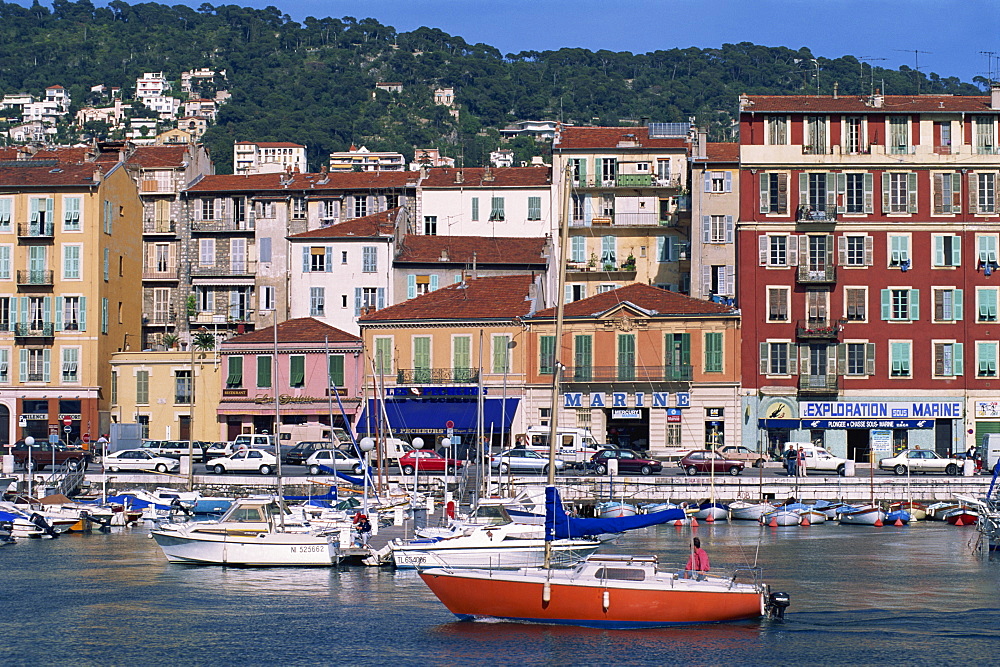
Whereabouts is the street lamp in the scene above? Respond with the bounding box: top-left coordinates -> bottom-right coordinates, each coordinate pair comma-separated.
410,437 -> 424,494
440,437 -> 452,507
25,435 -> 34,498
359,436 -> 375,518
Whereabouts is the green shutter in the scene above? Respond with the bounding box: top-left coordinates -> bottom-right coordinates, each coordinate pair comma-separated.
290,355 -> 305,387
329,354 -> 344,387
954,343 -> 964,376
539,335 -> 555,375
414,337 -> 430,370
574,335 -> 592,380
954,289 -> 964,320
471,197 -> 479,221
493,335 -> 510,373
257,355 -> 272,388
705,332 -> 723,372
910,289 -> 920,321
453,336 -> 471,379
226,356 -> 242,387
881,289 -> 891,320
617,334 -> 635,381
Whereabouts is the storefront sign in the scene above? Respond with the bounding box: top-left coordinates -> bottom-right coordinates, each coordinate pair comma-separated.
667,408 -> 682,423
386,386 -> 485,397
801,419 -> 934,430
706,408 -> 724,418
801,401 -> 963,419
23,414 -> 48,421
253,394 -> 321,405
976,401 -> 1000,418
223,389 -> 248,397
611,409 -> 642,419
57,413 -> 82,420
326,388 -> 348,396
563,392 -> 677,409
676,393 -> 691,408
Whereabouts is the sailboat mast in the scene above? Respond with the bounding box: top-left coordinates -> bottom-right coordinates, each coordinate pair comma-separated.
544,163 -> 574,568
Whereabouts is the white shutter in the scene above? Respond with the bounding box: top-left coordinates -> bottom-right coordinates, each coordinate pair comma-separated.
759,236 -> 769,266
788,235 -> 799,266
725,215 -> 734,244
724,265 -> 735,296
838,235 -> 847,266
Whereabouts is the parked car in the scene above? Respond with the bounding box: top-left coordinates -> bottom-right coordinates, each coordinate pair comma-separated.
285,441 -> 336,466
205,448 -> 278,475
305,449 -> 364,476
398,450 -> 464,475
784,443 -> 849,476
11,441 -> 91,472
590,449 -> 663,476
678,450 -> 745,476
878,449 -> 960,476
491,448 -> 565,474
204,441 -> 237,461
103,449 -> 180,473
718,445 -> 767,468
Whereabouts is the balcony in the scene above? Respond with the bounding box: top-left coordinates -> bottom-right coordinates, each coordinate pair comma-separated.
801,145 -> 831,155
15,322 -> 54,338
144,314 -> 175,326
795,206 -> 837,223
573,174 -> 682,190
797,265 -> 836,284
560,365 -> 692,383
798,374 -> 839,395
191,217 -> 255,233
796,320 -> 841,340
143,219 -> 176,234
572,211 -> 677,228
190,260 -> 257,278
17,222 -> 54,239
395,368 -> 480,384
16,270 -> 53,286
143,265 -> 178,280
189,309 -> 255,325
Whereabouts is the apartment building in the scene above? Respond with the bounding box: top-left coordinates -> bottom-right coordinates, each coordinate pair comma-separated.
233,141 -> 307,175
328,145 -> 406,173
689,138 -> 740,302
738,87 -> 1000,460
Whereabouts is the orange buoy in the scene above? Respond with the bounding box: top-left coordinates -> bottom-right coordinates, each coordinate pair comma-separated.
894,518 -> 904,526
705,514 -> 715,523
691,518 -> 699,527
674,520 -> 684,527
800,516 -> 810,527
768,517 -> 778,527
874,518 -> 883,527
954,517 -> 964,526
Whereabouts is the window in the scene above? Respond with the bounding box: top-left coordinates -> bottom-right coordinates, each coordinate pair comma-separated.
329,353 -> 345,387
257,355 -> 272,388
765,235 -> 788,266
152,289 -> 169,324
259,237 -> 272,263
362,246 -> 377,273
102,199 -> 111,234
201,198 -> 215,221
600,158 -> 617,185
567,284 -> 586,302
199,238 -> 215,266
805,116 -> 827,154
933,235 -> 961,267
309,287 -> 325,316
61,347 -> 78,382
306,246 -> 330,272
666,333 -> 691,379
574,335 -> 592,381
704,215 -> 730,244
888,116 -> 910,154
974,173 -> 997,214
571,194 -> 585,223
888,235 -> 910,267
883,172 -> 917,214
289,355 -> 305,387
570,236 -> 586,263
233,197 -> 248,226
601,193 -> 615,218
978,288 -> 998,322
259,286 -> 275,312
0,246 -> 9,281
767,115 -> 787,145
355,287 -> 382,315
844,116 -> 865,153
806,290 -> 829,324
569,158 -> 587,186
493,334 -> 511,374
412,337 -> 431,381
932,288 -> 963,322
801,172 -> 834,218
341,251 -> 348,264
196,287 -> 214,313
489,197 -> 505,222
175,370 -> 192,404
374,337 -> 393,374
291,197 -> 306,219
978,234 -> 998,268
101,297 -> 109,334
890,342 -> 911,377
656,159 -> 671,183
845,288 -> 867,322
471,197 -> 479,221
975,116 -> 996,154
759,173 -> 788,214
704,332 -> 723,373
0,199 -> 11,231
767,287 -> 789,322
20,349 -> 48,382
933,342 -> 963,377
597,284 -> 617,294
423,216 -> 437,235
226,356 -> 243,388
977,342 -> 998,377
761,342 -> 794,376
453,335 -> 472,379
933,173 -> 962,214
601,236 -> 616,267
843,173 -> 872,214
110,370 -> 116,403
136,370 -> 149,404
707,171 -> 731,193
840,235 -> 870,267
843,342 -> 874,376
230,238 -> 247,273
63,197 -> 81,231
528,196 -> 541,220
882,288 -> 919,321
354,196 -> 368,219
539,335 -> 555,375
62,296 -> 83,331
0,297 -> 9,332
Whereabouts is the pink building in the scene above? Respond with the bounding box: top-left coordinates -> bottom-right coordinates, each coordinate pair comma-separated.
216,318 -> 363,441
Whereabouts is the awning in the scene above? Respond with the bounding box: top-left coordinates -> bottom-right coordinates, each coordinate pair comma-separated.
356,397 -> 520,435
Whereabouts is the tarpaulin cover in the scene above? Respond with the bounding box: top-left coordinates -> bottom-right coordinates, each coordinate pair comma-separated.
545,486 -> 686,540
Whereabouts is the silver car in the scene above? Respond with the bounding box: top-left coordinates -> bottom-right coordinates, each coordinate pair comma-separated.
879,449 -> 960,476
490,448 -> 565,474
306,449 -> 364,475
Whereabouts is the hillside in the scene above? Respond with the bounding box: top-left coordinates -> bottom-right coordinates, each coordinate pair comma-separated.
0,0 -> 986,172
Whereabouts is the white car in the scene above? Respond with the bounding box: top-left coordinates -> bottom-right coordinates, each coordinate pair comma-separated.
103,449 -> 180,473
879,449 -> 961,476
305,450 -> 364,475
205,449 -> 278,475
491,448 -> 565,474
784,443 -> 848,476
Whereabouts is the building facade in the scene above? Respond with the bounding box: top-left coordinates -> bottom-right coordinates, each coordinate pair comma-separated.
738,88 -> 1000,460
689,136 -> 740,302
233,142 -> 307,175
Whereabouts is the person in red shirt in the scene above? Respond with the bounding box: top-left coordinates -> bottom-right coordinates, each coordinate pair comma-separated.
684,537 -> 710,580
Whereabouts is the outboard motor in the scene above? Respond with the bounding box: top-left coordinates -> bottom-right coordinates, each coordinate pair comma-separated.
766,590 -> 791,620
28,512 -> 60,538
169,497 -> 192,517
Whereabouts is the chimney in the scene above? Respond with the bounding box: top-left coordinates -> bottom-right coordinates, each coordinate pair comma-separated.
439,249 -> 449,262
454,169 -> 463,184
992,83 -> 1000,111
833,82 -> 838,100
696,130 -> 708,160
872,89 -> 884,108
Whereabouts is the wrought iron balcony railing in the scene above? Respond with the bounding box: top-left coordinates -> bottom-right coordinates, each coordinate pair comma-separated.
395,368 -> 480,384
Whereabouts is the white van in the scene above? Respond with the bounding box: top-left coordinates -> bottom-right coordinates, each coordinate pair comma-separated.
783,442 -> 848,476
520,426 -> 601,467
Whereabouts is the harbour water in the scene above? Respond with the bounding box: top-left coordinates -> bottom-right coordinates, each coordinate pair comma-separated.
2,521 -> 999,666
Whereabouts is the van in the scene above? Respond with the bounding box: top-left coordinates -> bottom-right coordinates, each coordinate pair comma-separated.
520,426 -> 602,468
982,433 -> 1000,470
343,437 -> 414,467
783,442 -> 848,476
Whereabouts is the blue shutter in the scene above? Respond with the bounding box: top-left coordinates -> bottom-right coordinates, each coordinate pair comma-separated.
259,237 -> 271,263
55,297 -> 63,331
703,172 -> 711,193
42,349 -> 50,382
724,171 -> 733,192
407,275 -> 416,299
910,289 -> 920,321
702,216 -> 711,243
302,247 -> 309,272
19,297 -> 27,326
430,275 -> 439,291
377,287 -> 385,309
325,247 -> 332,272
881,290 -> 891,320
43,296 -> 51,327
725,215 -> 734,243
565,284 -> 572,304
954,289 -> 964,320
354,288 -> 362,316
18,349 -> 27,382
954,343 -> 964,376
79,296 -> 86,331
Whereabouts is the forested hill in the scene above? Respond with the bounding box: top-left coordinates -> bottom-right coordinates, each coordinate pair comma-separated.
0,0 -> 986,172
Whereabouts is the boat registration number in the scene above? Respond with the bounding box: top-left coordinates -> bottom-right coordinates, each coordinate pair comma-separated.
291,545 -> 326,553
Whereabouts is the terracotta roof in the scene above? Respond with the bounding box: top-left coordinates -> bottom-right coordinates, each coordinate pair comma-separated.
0,162 -> 102,187
359,275 -> 535,322
32,147 -> 91,163
555,126 -> 688,151
533,283 -> 735,319
742,94 -> 996,114
421,166 -> 551,188
703,143 -> 739,163
128,146 -> 190,169
223,317 -> 361,345
395,235 -> 548,265
235,141 -> 305,148
288,208 -> 400,239
186,170 -> 417,193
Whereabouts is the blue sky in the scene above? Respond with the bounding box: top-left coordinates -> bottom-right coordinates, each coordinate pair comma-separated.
31,0 -> 1000,85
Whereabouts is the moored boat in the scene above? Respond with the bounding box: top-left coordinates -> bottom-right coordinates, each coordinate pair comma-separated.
595,501 -> 638,518
944,508 -> 979,526
890,502 -> 926,521
760,509 -> 801,526
884,510 -> 911,525
729,501 -> 775,521
693,502 -> 729,521
838,505 -> 886,526
795,509 -> 827,525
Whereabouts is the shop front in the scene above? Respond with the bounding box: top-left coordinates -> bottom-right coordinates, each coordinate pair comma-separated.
217,390 -> 360,442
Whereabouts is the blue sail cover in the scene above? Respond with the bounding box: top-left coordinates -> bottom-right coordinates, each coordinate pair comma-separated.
545,487 -> 686,540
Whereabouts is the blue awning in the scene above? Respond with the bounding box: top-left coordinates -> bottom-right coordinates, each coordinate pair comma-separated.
356,397 -> 520,435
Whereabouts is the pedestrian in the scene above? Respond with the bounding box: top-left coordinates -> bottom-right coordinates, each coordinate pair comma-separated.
797,446 -> 806,476
96,434 -> 109,457
684,537 -> 710,580
784,446 -> 797,476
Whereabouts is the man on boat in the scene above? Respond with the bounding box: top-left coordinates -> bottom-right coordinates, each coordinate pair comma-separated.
684,537 -> 710,580
353,513 -> 372,547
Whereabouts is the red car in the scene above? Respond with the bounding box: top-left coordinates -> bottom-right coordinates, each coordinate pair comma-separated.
678,450 -> 745,476
398,450 -> 464,475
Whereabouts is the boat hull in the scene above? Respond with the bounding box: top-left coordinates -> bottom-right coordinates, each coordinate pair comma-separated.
838,508 -> 886,526
150,529 -> 338,566
418,568 -> 764,629
729,503 -> 774,521
393,539 -> 599,570
760,510 -> 801,526
595,502 -> 638,519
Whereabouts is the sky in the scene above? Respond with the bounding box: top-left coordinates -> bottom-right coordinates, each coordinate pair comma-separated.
24,0 -> 1000,85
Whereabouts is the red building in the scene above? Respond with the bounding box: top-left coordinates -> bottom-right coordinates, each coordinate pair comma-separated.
738,87 -> 1000,461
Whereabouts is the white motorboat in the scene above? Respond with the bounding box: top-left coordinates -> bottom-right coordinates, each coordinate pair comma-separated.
729,501 -> 775,521
150,497 -> 340,566
392,521 -> 600,570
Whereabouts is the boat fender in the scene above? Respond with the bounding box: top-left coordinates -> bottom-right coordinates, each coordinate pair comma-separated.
542,581 -> 551,604
602,590 -> 610,611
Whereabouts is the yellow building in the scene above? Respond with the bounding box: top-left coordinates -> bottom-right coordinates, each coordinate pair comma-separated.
109,351 -> 220,441
0,154 -> 143,445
